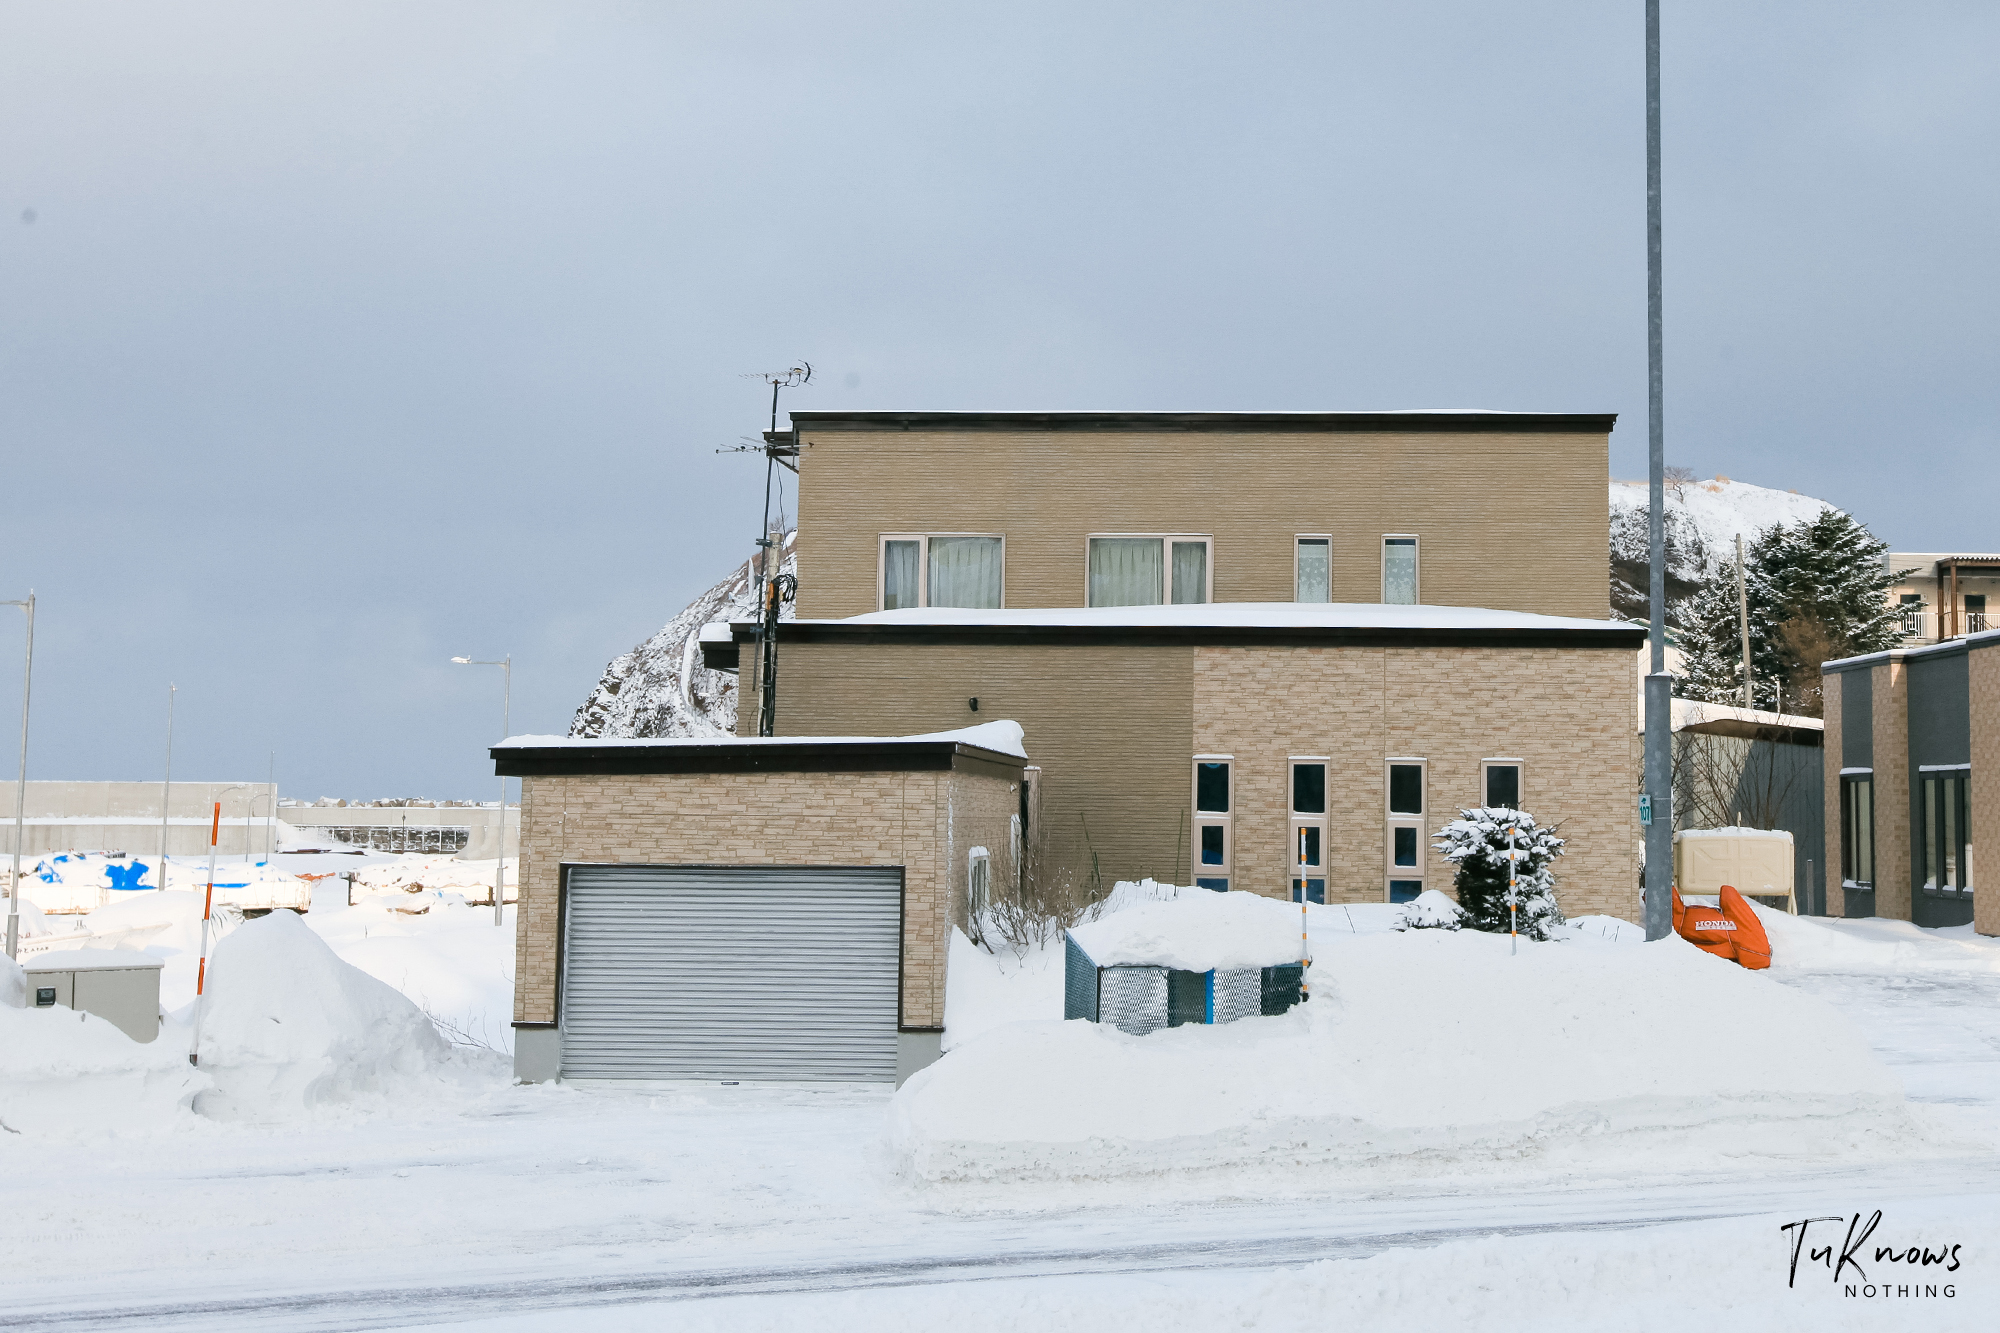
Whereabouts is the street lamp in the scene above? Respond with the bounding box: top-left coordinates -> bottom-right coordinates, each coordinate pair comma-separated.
4,593 -> 33,961
451,655 -> 511,926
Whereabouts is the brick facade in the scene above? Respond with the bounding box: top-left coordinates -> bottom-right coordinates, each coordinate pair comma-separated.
1870,659 -> 1913,922
1972,644 -> 2000,936
512,766 -> 1022,1030
1191,645 -> 1639,920
1822,671 -> 1844,903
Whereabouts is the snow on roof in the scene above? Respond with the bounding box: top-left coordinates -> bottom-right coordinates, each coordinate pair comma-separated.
1665,698 -> 1823,732
24,948 -> 163,971
497,719 -> 1029,759
697,621 -> 734,644
1066,891 -> 1305,971
797,603 -> 1633,634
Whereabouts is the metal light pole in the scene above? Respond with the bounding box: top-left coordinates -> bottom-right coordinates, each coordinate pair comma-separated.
452,656 -> 511,926
4,593 -> 34,960
1641,0 -> 1675,942
158,684 -> 176,891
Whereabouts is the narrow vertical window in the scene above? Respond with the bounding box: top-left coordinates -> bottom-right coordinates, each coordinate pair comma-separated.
1382,536 -> 1419,605
967,847 -> 991,918
1924,777 -> 1940,890
1291,759 -> 1328,905
1295,537 -> 1331,603
1386,759 -> 1426,902
1841,773 -> 1874,888
1193,757 -> 1232,893
883,540 -> 921,610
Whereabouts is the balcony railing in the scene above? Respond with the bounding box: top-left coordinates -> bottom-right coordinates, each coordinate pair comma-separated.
1900,608 -> 1991,640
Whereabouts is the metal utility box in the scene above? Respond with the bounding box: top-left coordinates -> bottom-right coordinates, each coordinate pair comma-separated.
24,950 -> 165,1043
1675,827 -> 1796,913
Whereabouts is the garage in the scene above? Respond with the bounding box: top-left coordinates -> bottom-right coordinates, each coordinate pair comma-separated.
495,723 -> 1028,1086
560,864 -> 903,1082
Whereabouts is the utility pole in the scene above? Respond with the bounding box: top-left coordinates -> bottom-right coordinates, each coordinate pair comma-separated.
158,684 -> 175,891
4,594 -> 33,960
730,363 -> 810,737
1736,533 -> 1753,709
1641,1 -> 1674,943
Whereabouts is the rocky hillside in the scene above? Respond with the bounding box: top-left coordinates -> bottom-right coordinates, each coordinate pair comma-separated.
1609,477 -> 1834,626
567,537 -> 795,739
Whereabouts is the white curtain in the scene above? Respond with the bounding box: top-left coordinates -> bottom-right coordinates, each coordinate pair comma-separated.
927,536 -> 1004,608
1383,538 -> 1418,604
1089,538 -> 1162,606
883,540 -> 921,609
1295,539 -> 1330,602
1170,541 -> 1208,605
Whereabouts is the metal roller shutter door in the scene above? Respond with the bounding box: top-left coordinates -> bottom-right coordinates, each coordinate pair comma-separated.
561,865 -> 902,1082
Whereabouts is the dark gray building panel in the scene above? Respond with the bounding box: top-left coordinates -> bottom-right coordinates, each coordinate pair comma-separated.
1841,669 -> 1873,771
1906,649 -> 1971,768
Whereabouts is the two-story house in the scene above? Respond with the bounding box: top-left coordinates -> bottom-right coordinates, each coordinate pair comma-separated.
715,411 -> 1642,916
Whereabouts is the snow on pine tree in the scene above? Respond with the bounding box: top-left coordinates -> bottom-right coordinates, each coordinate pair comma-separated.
1433,808 -> 1566,941
1676,510 -> 1906,715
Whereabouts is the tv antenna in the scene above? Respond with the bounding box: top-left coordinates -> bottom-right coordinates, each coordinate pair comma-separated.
746,361 -> 812,433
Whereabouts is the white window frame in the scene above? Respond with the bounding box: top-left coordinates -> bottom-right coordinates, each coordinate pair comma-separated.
1290,756 -> 1329,903
1294,534 -> 1333,603
878,533 -> 1006,610
1192,753 -> 1233,888
1480,757 -> 1525,811
1381,533 -> 1421,605
1385,756 -> 1428,899
1085,533 -> 1214,607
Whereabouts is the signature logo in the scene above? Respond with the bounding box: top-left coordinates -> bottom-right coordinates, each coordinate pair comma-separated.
1782,1211 -> 1963,1299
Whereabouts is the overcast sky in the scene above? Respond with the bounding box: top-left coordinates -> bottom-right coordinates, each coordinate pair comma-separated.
2,1 -> 1995,800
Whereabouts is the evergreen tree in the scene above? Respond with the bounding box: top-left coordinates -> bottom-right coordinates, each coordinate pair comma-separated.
1433,808 -> 1566,941
1675,510 -> 1907,715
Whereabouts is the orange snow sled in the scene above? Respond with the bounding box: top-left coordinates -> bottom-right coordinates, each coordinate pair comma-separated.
1671,885 -> 1771,969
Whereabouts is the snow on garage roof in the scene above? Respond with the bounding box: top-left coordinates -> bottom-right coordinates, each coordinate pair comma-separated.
495,719 -> 1025,758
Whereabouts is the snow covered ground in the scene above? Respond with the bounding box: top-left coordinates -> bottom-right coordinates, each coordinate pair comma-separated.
1,896 -> 1993,1330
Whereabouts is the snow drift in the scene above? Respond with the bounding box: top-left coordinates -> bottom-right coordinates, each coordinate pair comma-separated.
192,910 -> 453,1120
897,919 -> 1914,1182
0,953 -> 208,1137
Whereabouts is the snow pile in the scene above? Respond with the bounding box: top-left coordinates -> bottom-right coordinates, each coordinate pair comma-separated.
192,910 -> 453,1120
312,893 -> 517,1052
0,953 -> 208,1137
352,854 -> 515,904
901,926 -> 1913,1182
1066,890 -> 1303,970
570,536 -> 796,739
1758,908 -> 2000,974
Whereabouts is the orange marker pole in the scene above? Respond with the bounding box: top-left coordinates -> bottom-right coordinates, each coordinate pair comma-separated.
189,800 -> 221,1065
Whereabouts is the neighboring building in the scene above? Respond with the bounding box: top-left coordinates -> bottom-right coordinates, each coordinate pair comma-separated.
1822,629 -> 1997,934
1884,552 -> 2000,644
278,801 -> 519,859
0,782 -> 279,858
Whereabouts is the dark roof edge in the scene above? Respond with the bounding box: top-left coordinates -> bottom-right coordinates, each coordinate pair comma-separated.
731,621 -> 1647,652
786,411 -> 1617,434
492,739 -> 1027,778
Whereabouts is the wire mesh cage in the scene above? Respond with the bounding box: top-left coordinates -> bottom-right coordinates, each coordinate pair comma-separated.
1065,932 -> 1305,1033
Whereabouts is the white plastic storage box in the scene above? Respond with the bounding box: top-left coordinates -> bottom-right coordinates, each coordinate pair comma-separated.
24,950 -> 165,1043
1675,827 -> 1795,913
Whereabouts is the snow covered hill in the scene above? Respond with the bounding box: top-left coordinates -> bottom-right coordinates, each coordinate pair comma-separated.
574,482 -> 1840,737
568,537 -> 795,739
1610,476 -> 1835,624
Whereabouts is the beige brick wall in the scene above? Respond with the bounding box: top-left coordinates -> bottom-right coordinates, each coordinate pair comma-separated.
1191,645 -> 1639,920
1871,659 -> 1913,922
512,766 -> 1020,1030
1822,671 -> 1844,903
1971,646 -> 2000,936
792,426 -> 1610,621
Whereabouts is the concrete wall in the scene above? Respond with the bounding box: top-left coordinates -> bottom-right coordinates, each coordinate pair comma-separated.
791,424 -> 1611,621
0,782 -> 279,857
512,765 -> 1022,1032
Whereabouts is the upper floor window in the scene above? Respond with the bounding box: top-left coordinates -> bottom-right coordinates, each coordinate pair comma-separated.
1382,536 -> 1419,605
1088,535 -> 1210,607
1295,536 -> 1331,603
880,534 -> 1004,610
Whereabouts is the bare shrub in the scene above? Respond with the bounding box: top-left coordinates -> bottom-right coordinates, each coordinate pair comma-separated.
969,783 -> 1109,957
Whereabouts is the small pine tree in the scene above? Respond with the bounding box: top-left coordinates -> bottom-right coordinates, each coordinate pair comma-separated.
1433,808 -> 1566,941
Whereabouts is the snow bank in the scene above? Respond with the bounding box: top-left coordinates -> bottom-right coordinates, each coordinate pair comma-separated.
1759,908 -> 2000,974
1067,890 -> 1304,969
0,951 -> 207,1136
192,910 -> 452,1120
311,895 -> 517,1052
899,928 -> 1912,1182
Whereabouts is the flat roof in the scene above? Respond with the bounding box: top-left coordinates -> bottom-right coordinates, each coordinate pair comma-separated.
784,410 -> 1616,434
492,722 -> 1029,779
1823,627 -> 2000,674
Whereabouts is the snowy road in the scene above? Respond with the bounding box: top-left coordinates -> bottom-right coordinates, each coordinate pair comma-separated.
3,957 -> 1996,1331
